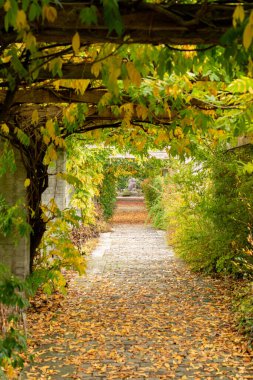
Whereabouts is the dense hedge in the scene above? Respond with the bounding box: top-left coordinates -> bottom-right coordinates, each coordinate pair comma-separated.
142,144 -> 253,335
99,169 -> 117,221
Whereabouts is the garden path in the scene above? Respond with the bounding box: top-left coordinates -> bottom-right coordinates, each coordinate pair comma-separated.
22,198 -> 253,379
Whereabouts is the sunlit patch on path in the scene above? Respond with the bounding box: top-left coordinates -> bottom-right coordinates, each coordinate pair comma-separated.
22,201 -> 253,379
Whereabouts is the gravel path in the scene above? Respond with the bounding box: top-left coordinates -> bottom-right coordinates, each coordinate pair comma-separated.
23,216 -> 253,379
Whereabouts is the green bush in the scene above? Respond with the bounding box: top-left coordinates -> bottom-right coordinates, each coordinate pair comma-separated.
148,200 -> 167,230
234,284 -> 253,340
0,265 -> 32,378
142,176 -> 167,229
0,263 -> 65,377
163,145 -> 253,277
142,177 -> 163,208
99,170 -> 117,220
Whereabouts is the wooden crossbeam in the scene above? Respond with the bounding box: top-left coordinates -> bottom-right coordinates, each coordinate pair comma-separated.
1,2 -> 252,46
0,87 -> 219,113
0,88 -> 107,104
10,102 -> 174,128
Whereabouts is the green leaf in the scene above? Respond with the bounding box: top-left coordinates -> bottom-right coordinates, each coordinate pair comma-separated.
0,143 -> 16,177
15,128 -> 30,146
228,77 -> 253,93
22,0 -> 30,12
28,2 -> 40,21
10,50 -> 28,79
102,0 -> 123,36
80,5 -> 98,26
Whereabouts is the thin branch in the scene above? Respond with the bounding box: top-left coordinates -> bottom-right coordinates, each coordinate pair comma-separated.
82,122 -> 122,133
191,97 -> 243,110
27,47 -> 74,77
93,41 -> 129,64
37,42 -> 73,52
166,44 -> 217,52
29,46 -> 73,62
224,143 -> 252,153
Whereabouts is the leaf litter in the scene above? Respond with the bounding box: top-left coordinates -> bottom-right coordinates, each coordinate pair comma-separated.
21,201 -> 253,380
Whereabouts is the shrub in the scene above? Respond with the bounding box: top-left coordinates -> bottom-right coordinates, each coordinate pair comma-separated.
0,265 -> 32,378
34,208 -> 86,294
164,145 -> 253,276
99,170 -> 117,220
142,176 -> 167,229
234,283 -> 253,341
142,177 -> 163,208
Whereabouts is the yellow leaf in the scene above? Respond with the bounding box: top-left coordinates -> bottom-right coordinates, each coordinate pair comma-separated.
24,32 -> 36,49
43,5 -> 57,23
2,55 -> 11,63
233,4 -> 245,27
123,78 -> 131,91
154,131 -> 169,145
153,85 -> 160,98
54,136 -> 66,148
49,146 -> 57,161
136,104 -> 148,120
164,103 -> 171,119
44,144 -> 58,164
248,58 -> 253,77
49,57 -> 63,73
31,109 -> 39,125
1,123 -> 9,134
136,139 -> 146,152
243,22 -> 253,50
174,127 -> 184,139
43,135 -> 50,145
91,61 -> 102,78
92,129 -> 102,140
120,102 -> 134,116
63,104 -> 77,123
41,211 -> 48,223
126,62 -> 141,87
49,198 -> 58,214
24,178 -> 31,188
72,32 -> 80,55
5,364 -> 17,379
46,119 -> 55,138
16,9 -> 27,31
53,80 -> 60,91
3,0 -> 11,12
99,92 -> 112,107
75,79 -> 90,95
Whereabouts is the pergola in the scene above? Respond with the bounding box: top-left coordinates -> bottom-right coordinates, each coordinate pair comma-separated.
1,1 -> 252,118
0,1 -> 252,277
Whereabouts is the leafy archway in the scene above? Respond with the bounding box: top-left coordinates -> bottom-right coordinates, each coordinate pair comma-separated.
2,2 -> 253,375
1,1 -> 253,270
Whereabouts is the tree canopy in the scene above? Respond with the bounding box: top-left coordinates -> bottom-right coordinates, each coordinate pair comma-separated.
1,0 -> 253,266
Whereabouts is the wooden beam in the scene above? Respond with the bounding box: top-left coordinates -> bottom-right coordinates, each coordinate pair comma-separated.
0,88 -> 107,105
0,87 -> 221,113
1,2 -> 252,46
36,63 -> 98,81
10,103 -> 174,127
